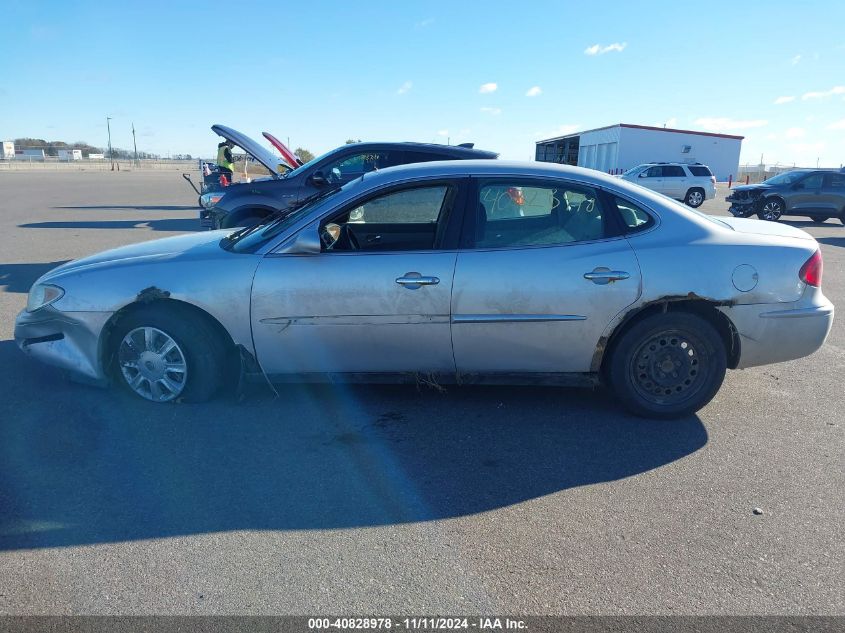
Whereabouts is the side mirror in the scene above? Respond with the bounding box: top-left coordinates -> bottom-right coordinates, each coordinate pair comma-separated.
638,172 -> 648,178
278,222 -> 320,254
310,171 -> 327,187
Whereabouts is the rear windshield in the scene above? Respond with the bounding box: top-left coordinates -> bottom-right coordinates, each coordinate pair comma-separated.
688,166 -> 712,177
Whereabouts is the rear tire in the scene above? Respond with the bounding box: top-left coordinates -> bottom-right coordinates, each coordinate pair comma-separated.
684,188 -> 705,208
111,304 -> 226,403
608,312 -> 727,419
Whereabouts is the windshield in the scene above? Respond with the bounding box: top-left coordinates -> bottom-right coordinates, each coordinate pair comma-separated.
763,171 -> 809,186
623,166 -> 645,176
227,186 -> 344,253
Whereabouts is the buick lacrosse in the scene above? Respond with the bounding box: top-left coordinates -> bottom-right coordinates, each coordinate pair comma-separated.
16,161 -> 833,418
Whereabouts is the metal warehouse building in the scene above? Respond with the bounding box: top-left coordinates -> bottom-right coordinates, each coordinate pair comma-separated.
535,124 -> 743,181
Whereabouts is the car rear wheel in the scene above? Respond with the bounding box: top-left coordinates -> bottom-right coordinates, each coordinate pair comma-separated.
112,305 -> 226,403
758,199 -> 784,221
684,188 -> 705,208
608,312 -> 727,419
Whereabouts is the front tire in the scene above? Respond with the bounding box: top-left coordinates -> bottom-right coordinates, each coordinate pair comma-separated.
757,198 -> 784,221
111,305 -> 226,402
608,312 -> 727,419
684,188 -> 705,208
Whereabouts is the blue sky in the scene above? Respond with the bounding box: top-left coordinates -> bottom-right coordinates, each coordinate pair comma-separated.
2,0 -> 844,167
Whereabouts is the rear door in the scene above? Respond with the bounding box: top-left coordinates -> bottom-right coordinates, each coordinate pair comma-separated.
450,177 -> 642,375
662,165 -> 687,199
820,172 -> 845,216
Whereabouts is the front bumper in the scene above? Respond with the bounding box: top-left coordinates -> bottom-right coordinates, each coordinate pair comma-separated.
14,307 -> 113,386
718,289 -> 834,369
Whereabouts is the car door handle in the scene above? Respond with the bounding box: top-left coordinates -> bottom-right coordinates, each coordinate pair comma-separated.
583,269 -> 630,284
396,272 -> 440,288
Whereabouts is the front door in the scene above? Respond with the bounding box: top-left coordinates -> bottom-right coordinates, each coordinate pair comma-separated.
250,180 -> 465,376
451,178 -> 642,375
639,165 -> 666,194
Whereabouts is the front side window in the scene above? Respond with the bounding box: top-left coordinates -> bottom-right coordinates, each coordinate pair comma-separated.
801,173 -> 824,189
472,181 -> 605,248
323,151 -> 393,183
644,166 -> 663,178
321,184 -> 454,252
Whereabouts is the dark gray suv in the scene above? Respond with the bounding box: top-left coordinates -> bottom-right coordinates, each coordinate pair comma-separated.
201,125 -> 498,229
727,168 -> 845,224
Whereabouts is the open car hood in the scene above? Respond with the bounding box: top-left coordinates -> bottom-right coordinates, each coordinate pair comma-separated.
263,132 -> 303,167
211,124 -> 294,177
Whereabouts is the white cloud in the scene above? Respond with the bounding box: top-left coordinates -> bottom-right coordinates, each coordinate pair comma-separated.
801,86 -> 845,100
525,86 -> 542,97
828,119 -> 845,130
790,54 -> 802,66
436,129 -> 449,137
584,42 -> 627,55
480,106 -> 502,115
774,95 -> 795,104
694,117 -> 768,131
785,127 -> 805,139
479,82 -> 497,94
396,81 -> 412,95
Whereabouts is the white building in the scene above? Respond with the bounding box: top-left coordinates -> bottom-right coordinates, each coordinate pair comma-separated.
536,123 -> 743,181
1,141 -> 14,159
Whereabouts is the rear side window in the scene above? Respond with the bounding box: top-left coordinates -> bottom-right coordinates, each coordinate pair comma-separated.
613,197 -> 655,234
403,151 -> 455,164
688,165 -> 713,177
471,181 -> 605,248
663,165 -> 686,177
827,173 -> 845,189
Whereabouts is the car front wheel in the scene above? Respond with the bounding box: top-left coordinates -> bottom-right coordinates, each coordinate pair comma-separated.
684,188 -> 705,208
758,199 -> 784,221
112,304 -> 226,402
608,312 -> 727,419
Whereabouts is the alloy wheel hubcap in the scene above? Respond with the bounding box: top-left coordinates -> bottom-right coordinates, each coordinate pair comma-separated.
762,202 -> 782,220
118,326 -> 187,401
688,191 -> 703,206
630,331 -> 705,405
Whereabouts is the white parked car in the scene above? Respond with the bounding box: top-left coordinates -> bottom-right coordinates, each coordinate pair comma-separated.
622,162 -> 716,208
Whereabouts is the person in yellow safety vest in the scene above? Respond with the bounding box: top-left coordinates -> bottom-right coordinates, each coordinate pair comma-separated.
216,139 -> 235,182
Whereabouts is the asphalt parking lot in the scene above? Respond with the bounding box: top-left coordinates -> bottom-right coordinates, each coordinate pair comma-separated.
0,171 -> 842,615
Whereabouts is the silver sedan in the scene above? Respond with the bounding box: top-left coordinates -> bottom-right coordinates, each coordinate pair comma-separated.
15,161 -> 834,418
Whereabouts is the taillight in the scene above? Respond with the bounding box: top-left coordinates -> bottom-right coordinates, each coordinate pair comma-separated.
710,176 -> 716,185
799,250 -> 823,287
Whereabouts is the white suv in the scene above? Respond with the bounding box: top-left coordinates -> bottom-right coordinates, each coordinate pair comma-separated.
621,162 -> 716,208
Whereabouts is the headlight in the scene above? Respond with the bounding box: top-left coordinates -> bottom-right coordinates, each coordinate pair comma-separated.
200,192 -> 225,208
27,284 -> 65,312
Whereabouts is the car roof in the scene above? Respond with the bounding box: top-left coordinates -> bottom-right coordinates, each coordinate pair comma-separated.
342,141 -> 498,159
358,159 -> 648,191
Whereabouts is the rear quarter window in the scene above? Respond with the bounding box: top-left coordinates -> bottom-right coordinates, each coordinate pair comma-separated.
688,166 -> 713,177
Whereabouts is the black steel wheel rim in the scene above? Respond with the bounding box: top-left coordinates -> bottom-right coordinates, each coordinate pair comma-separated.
629,329 -> 709,407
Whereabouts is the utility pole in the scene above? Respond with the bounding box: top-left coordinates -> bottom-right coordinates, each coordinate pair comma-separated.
131,122 -> 138,166
106,116 -> 114,171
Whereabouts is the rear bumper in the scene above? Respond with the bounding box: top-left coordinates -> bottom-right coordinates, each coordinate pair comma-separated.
14,307 -> 112,385
718,290 -> 834,369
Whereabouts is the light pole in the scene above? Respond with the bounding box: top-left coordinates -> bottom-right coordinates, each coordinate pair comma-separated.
106,116 -> 114,171
131,122 -> 138,166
